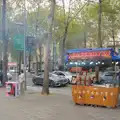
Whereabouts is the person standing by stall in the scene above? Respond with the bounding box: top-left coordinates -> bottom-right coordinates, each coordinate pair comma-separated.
19,70 -> 25,95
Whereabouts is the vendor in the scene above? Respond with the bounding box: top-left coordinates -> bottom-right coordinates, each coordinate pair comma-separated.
76,73 -> 81,85
72,73 -> 81,85
19,70 -> 25,95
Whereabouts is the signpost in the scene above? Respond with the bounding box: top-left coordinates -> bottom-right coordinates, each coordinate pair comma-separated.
13,34 -> 24,51
26,36 -> 35,52
13,34 -> 35,76
13,35 -> 35,52
26,36 -> 35,72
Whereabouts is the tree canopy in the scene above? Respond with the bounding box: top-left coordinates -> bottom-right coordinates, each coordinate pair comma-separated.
1,0 -> 120,61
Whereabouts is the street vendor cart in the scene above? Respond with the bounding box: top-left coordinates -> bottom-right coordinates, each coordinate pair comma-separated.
66,48 -> 120,108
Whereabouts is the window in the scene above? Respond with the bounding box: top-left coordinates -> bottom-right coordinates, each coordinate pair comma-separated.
59,73 -> 65,76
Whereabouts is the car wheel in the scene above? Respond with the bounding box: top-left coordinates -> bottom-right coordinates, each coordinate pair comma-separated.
49,80 -> 55,87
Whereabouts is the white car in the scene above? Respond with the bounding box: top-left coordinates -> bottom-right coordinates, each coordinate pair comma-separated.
7,73 -> 12,80
52,71 -> 73,83
9,69 -> 16,73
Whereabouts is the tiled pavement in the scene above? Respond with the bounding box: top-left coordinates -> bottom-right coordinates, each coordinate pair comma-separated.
0,88 -> 120,120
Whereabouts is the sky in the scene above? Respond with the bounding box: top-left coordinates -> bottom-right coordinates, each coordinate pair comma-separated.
56,0 -> 98,10
56,0 -> 80,11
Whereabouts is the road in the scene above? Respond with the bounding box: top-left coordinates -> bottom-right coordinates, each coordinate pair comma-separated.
11,72 -> 72,96
12,72 -> 34,86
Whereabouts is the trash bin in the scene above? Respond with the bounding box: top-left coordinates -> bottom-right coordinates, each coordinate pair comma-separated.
6,82 -> 20,97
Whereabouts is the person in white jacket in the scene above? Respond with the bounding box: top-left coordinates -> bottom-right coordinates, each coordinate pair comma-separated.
19,70 -> 25,95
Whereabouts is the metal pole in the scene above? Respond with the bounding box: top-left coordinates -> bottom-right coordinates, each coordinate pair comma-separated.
2,0 -> 8,85
23,0 -> 27,90
76,63 -> 77,75
28,49 -> 31,72
18,51 -> 22,75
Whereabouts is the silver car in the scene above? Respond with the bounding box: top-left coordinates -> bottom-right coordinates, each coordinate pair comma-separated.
32,73 -> 69,87
100,71 -> 119,84
52,71 -> 74,83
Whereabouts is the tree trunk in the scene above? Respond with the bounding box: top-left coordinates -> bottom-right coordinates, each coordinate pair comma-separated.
2,0 -> 8,85
35,54 -> 38,75
84,19 -> 87,48
98,0 -> 102,48
60,0 -> 70,69
95,66 -> 99,81
60,0 -> 87,68
84,32 -> 87,48
28,50 -> 31,72
53,40 -> 57,71
39,46 -> 42,72
112,29 -> 115,51
112,19 -> 115,71
42,0 -> 56,95
52,41 -> 55,71
60,24 -> 69,69
35,7 -> 39,75
97,0 -> 102,81
112,20 -> 115,51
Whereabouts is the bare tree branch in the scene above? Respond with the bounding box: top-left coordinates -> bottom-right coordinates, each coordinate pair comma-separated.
62,0 -> 66,25
69,1 -> 89,24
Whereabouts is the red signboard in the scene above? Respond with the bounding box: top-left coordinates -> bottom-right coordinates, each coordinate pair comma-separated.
8,62 -> 17,66
68,50 -> 111,60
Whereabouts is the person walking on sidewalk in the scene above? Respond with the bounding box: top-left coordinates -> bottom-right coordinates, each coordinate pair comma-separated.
19,70 -> 25,95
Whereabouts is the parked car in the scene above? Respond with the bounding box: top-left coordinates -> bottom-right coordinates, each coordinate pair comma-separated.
0,72 -> 12,81
9,69 -> 16,73
52,71 -> 73,83
99,71 -> 119,85
30,69 -> 35,74
7,72 -> 12,80
32,73 -> 69,87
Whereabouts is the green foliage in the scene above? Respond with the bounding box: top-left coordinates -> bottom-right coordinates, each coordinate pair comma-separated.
2,0 -> 120,61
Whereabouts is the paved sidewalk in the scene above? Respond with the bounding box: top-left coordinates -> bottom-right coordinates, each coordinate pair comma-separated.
27,85 -> 72,96
0,88 -> 120,120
